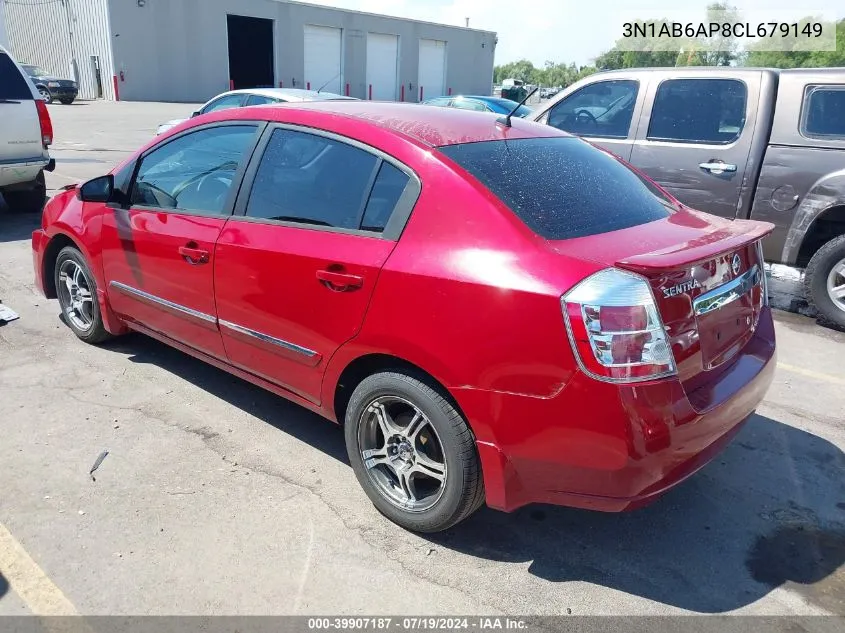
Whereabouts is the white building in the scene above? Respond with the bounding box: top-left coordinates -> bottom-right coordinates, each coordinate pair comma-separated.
0,0 -> 496,103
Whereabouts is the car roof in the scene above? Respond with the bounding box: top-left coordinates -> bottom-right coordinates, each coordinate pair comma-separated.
228,100 -> 567,147
221,87 -> 354,101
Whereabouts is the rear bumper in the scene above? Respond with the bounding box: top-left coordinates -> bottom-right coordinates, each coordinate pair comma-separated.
458,308 -> 777,513
0,156 -> 50,188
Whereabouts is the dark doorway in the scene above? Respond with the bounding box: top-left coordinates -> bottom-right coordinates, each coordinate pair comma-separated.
227,15 -> 274,89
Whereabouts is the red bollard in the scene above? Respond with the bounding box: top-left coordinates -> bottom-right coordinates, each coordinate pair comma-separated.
307,82 -> 311,90
345,83 -> 350,96
369,84 -> 373,100
400,84 -> 404,102
448,87 -> 452,95
229,79 -> 234,90
112,75 -> 120,101
419,86 -> 423,101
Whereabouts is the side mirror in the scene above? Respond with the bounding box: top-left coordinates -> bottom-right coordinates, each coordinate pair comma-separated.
190,110 -> 200,118
79,174 -> 114,203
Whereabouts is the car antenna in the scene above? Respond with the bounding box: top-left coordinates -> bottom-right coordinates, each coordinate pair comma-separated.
316,72 -> 341,94
496,87 -> 538,128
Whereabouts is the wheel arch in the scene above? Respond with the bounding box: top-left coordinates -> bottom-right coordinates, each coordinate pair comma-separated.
41,232 -> 82,299
796,204 -> 845,268
330,352 -> 469,431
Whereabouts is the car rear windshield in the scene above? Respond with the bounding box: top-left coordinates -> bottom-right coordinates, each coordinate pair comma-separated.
438,137 -> 674,240
0,53 -> 34,101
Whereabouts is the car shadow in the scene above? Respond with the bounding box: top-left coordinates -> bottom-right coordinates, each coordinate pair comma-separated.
0,572 -> 8,601
0,207 -> 40,242
100,333 -> 845,614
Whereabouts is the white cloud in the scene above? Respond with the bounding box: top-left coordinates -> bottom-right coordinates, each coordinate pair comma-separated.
303,0 -> 843,66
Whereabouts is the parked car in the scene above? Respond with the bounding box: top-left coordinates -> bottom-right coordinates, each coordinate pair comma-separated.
33,101 -> 776,533
155,87 -> 357,135
21,63 -> 78,104
421,95 -> 533,117
0,46 -> 55,213
532,67 -> 845,328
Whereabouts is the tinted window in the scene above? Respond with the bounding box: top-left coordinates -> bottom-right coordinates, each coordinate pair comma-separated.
439,137 -> 673,241
424,98 -> 452,107
131,125 -> 257,214
648,79 -> 746,144
245,128 -> 379,229
547,80 -> 638,139
361,162 -> 410,232
451,99 -> 488,112
802,86 -> 845,138
201,94 -> 244,114
0,53 -> 34,100
246,94 -> 279,106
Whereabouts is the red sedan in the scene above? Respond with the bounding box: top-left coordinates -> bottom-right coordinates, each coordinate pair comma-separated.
32,102 -> 776,532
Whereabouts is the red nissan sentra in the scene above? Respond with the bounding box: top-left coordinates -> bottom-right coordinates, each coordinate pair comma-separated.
32,102 -> 776,532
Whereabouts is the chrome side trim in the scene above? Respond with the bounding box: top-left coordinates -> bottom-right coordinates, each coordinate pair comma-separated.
109,281 -> 217,325
218,319 -> 318,359
693,265 -> 761,317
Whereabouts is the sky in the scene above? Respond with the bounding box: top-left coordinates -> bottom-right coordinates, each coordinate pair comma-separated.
305,0 -> 843,66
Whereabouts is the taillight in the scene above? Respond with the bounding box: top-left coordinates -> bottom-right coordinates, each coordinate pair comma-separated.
36,99 -> 53,148
562,268 -> 676,383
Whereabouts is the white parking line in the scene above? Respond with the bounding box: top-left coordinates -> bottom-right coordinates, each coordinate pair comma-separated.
0,521 -> 78,615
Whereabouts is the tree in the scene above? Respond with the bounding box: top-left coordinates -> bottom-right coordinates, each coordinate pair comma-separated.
745,18 -> 844,68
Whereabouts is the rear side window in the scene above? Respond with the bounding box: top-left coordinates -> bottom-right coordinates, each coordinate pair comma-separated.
648,78 -> 747,144
0,53 -> 34,100
361,162 -> 410,232
802,86 -> 845,139
245,128 -> 379,230
438,137 -> 674,241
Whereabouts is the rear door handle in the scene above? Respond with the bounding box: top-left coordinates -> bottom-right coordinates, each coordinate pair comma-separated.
178,243 -> 209,265
316,269 -> 364,291
699,160 -> 737,174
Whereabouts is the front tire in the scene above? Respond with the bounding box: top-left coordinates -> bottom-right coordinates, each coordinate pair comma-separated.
804,235 -> 845,329
37,87 -> 52,103
345,371 -> 484,533
54,246 -> 112,344
2,171 -> 46,213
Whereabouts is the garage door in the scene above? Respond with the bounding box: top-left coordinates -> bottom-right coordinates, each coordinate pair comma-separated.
418,39 -> 446,101
366,33 -> 398,101
304,25 -> 342,94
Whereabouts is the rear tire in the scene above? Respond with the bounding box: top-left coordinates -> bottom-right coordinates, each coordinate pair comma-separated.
54,246 -> 112,344
59,98 -> 74,105
804,234 -> 845,329
344,371 -> 484,533
2,171 -> 46,214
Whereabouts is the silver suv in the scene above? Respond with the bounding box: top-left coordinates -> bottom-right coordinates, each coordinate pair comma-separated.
0,45 -> 55,213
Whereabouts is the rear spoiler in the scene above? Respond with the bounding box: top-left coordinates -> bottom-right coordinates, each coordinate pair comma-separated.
616,219 -> 775,274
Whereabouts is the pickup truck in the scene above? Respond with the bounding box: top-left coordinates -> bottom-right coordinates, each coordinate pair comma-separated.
0,45 -> 55,214
531,67 -> 845,328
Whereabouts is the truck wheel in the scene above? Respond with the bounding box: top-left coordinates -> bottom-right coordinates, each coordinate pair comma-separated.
345,371 -> 485,533
2,171 -> 46,214
804,234 -> 845,329
59,98 -> 75,105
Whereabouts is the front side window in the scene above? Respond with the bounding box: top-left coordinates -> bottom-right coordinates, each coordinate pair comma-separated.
547,80 -> 639,139
802,85 -> 845,139
130,125 -> 257,214
201,94 -> 245,115
439,137 -> 674,241
648,78 -> 747,144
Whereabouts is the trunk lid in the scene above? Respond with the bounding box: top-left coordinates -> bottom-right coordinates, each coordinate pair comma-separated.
550,209 -> 773,389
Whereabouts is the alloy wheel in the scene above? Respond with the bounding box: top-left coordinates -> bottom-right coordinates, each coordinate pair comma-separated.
827,257 -> 845,314
57,259 -> 95,331
357,395 -> 447,512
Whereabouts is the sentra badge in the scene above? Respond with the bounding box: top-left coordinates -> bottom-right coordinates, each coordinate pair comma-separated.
663,278 -> 701,299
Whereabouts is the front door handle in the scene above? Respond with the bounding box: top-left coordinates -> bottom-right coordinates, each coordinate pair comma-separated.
699,160 -> 737,174
316,268 -> 364,291
178,242 -> 209,265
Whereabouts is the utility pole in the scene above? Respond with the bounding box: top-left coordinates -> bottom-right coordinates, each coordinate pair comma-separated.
61,0 -> 78,84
